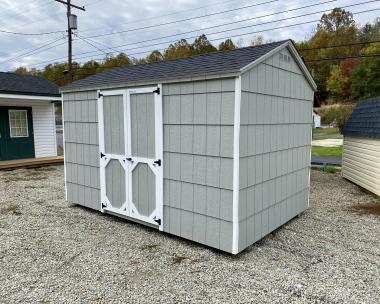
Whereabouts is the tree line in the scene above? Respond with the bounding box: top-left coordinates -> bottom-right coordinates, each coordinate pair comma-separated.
12,8 -> 380,104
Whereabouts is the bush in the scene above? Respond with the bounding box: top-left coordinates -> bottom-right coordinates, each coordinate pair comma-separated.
317,104 -> 355,131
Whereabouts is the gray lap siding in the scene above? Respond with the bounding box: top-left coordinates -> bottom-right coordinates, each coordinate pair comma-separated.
238,48 -> 314,252
162,79 -> 235,252
63,78 -> 236,253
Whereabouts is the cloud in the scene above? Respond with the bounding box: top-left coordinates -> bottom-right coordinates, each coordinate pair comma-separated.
0,0 -> 378,71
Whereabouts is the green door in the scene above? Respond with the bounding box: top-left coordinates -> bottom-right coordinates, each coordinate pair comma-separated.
0,107 -> 35,161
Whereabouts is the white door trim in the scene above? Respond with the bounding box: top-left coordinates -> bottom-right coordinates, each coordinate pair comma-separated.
98,89 -> 129,216
125,85 -> 163,230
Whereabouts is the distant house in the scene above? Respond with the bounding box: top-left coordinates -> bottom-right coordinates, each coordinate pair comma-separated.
312,111 -> 321,128
342,96 -> 380,196
0,72 -> 61,161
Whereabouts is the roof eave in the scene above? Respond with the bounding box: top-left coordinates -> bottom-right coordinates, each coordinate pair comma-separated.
60,70 -> 241,93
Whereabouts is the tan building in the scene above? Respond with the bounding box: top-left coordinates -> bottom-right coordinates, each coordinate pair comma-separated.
342,96 -> 380,196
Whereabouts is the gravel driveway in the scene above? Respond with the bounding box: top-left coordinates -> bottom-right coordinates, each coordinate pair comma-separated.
0,166 -> 379,303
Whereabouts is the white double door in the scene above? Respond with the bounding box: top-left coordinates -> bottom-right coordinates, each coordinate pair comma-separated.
98,85 -> 163,230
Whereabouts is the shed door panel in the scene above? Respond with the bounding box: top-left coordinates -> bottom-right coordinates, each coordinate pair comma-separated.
103,95 -> 125,155
130,93 -> 155,159
127,87 -> 163,230
99,92 -> 128,215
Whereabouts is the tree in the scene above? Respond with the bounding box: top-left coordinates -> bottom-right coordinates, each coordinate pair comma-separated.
164,39 -> 192,60
303,8 -> 358,101
191,34 -> 217,55
102,52 -> 132,70
350,43 -> 380,100
318,8 -> 355,32
146,50 -> 163,62
218,39 -> 236,51
13,66 -> 30,75
251,36 -> 264,46
326,65 -> 348,102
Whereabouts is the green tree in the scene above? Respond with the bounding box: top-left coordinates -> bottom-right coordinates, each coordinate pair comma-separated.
218,39 -> 236,51
191,34 -> 217,55
146,50 -> 163,62
102,53 -> 132,70
350,43 -> 380,99
164,39 -> 192,60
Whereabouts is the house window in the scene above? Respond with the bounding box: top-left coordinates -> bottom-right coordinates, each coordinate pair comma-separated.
9,110 -> 29,138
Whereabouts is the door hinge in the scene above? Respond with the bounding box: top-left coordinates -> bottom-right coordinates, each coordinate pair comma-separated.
153,87 -> 160,95
101,202 -> 107,209
153,159 -> 161,166
100,152 -> 106,158
98,92 -> 103,98
153,217 -> 161,225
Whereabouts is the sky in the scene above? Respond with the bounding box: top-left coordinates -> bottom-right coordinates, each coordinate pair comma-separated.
0,0 -> 379,71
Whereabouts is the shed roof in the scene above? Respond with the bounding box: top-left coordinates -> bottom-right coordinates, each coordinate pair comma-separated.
61,40 -> 307,92
342,96 -> 380,139
0,72 -> 60,97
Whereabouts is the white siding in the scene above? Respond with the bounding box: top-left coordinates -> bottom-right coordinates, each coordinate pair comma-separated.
0,99 -> 57,158
32,103 -> 57,157
342,137 -> 380,196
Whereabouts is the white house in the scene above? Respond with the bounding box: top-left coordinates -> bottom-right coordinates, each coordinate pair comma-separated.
0,72 -> 60,162
312,111 -> 321,128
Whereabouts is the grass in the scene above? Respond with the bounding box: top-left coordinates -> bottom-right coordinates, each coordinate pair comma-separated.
312,145 -> 343,157
312,127 -> 341,140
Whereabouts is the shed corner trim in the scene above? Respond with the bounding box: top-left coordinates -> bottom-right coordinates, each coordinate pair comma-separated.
232,75 -> 241,254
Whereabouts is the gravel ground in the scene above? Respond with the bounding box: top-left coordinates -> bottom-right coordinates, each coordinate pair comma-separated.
0,166 -> 379,303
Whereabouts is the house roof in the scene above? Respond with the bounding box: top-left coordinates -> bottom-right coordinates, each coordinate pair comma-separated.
61,40 -> 308,92
342,96 -> 380,139
0,72 -> 60,97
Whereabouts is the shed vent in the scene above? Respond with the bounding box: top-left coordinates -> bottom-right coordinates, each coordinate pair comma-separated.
280,53 -> 291,62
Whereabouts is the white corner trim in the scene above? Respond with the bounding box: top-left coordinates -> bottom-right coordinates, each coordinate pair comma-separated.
0,93 -> 61,101
232,75 -> 241,254
240,40 -> 317,91
61,95 -> 67,201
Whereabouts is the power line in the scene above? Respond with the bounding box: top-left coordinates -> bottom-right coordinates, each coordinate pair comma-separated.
12,1 -> 380,69
29,0 -> 344,66
79,0 -> 244,33
47,4 -> 380,66
83,0 -> 280,39
299,39 -> 380,51
67,0 -> 379,64
0,28 -> 64,36
305,53 -> 380,61
75,34 -> 110,55
0,37 -> 65,65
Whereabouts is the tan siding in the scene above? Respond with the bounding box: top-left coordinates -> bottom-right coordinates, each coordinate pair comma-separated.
342,137 -> 380,196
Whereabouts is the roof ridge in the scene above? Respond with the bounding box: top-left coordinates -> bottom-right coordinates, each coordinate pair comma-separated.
110,39 -> 290,71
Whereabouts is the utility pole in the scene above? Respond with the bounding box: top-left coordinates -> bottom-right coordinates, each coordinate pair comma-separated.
54,0 -> 85,82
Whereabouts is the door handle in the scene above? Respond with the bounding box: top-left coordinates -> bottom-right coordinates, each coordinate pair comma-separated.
153,159 -> 161,166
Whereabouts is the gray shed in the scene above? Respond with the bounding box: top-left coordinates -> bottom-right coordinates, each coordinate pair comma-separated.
61,40 -> 316,254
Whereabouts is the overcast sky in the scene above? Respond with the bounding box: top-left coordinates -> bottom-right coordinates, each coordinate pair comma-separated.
0,0 -> 379,71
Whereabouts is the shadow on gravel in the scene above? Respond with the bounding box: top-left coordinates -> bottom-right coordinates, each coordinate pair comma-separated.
351,203 -> 380,217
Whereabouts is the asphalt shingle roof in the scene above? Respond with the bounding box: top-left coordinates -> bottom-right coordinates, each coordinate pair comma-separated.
342,96 -> 380,139
61,40 -> 289,91
0,72 -> 60,97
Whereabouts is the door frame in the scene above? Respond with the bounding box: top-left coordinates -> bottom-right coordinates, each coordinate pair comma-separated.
0,106 -> 35,161
97,85 -> 163,230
